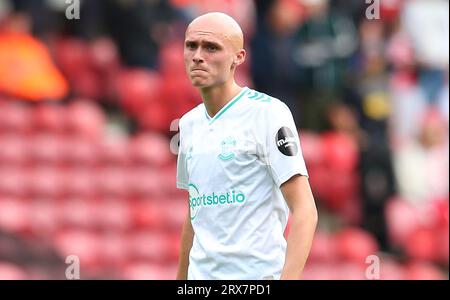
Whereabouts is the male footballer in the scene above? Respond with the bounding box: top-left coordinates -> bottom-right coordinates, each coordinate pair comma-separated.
176,12 -> 318,280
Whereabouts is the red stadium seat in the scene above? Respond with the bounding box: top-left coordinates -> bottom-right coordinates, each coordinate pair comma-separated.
158,198 -> 188,231
128,167 -> 162,198
129,132 -> 173,168
29,200 -> 60,237
335,262 -> 366,280
167,233 -> 182,263
307,165 -> 331,201
0,198 -> 30,233
0,167 -> 28,198
405,227 -> 438,262
121,261 -> 172,280
32,104 -> 66,133
97,167 -> 128,197
334,227 -> 379,264
429,199 -> 449,244
71,69 -> 103,100
54,38 -> 90,74
63,168 -> 97,198
29,133 -> 64,165
299,131 -> 324,167
127,230 -> 171,263
0,135 -> 29,166
96,199 -> 132,231
89,38 -> 120,74
380,0 -> 402,22
158,74 -> 201,120
98,233 -> 129,269
322,171 -> 359,211
53,229 -> 101,270
0,262 -> 27,280
320,132 -> 359,172
310,166 -> 361,224
115,69 -> 162,116
131,201 -> 164,229
26,267 -> 55,280
28,167 -> 64,198
0,101 -> 32,134
159,42 -> 185,77
63,136 -> 98,167
301,262 -> 339,280
157,165 -> 179,196
136,100 -> 171,133
404,261 -> 446,280
54,38 -> 106,100
435,198 -> 449,226
379,258 -> 405,280
59,198 -> 98,229
97,137 -> 131,167
308,230 -> 337,263
436,225 -> 449,265
385,197 -> 420,247
163,263 -> 179,280
65,100 -> 106,139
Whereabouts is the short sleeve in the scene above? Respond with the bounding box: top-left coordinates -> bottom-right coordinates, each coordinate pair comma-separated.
176,122 -> 189,190
259,101 -> 308,187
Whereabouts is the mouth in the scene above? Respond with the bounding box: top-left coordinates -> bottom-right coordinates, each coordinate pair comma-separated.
191,68 -> 207,72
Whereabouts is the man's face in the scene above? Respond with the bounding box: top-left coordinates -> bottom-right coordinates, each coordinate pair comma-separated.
184,29 -> 236,88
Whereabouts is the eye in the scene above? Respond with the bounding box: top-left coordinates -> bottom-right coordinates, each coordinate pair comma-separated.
205,44 -> 218,52
186,42 -> 197,50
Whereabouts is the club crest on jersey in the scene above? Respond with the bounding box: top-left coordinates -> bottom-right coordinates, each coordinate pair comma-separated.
218,136 -> 236,161
276,127 -> 298,156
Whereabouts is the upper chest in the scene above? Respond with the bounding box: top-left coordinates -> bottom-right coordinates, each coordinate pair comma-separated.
188,120 -> 258,159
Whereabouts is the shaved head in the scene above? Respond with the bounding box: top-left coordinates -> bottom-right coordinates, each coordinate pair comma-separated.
186,12 -> 244,50
184,12 -> 246,89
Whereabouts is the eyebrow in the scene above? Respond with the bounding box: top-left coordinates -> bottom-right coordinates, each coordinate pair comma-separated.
185,39 -> 223,48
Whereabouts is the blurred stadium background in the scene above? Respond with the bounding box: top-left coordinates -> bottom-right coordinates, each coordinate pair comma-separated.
0,0 -> 448,280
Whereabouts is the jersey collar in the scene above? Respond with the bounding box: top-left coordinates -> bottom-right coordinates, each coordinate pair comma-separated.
204,87 -> 248,125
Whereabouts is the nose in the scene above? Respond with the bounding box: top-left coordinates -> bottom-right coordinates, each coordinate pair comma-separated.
192,48 -> 204,64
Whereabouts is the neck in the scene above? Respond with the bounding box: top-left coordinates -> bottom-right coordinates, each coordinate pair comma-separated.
200,81 -> 243,118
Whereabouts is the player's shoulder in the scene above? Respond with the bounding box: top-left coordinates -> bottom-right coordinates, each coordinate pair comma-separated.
179,103 -> 205,128
243,88 -> 291,114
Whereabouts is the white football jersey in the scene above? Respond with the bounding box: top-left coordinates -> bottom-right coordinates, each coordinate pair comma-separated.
176,87 -> 308,280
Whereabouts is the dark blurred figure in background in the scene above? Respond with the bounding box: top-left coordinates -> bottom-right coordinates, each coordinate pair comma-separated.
251,0 -> 303,122
394,108 -> 449,204
11,0 -> 181,70
349,18 -> 396,251
0,229 -> 66,279
102,0 -> 179,70
0,2 -> 69,101
291,0 -> 357,130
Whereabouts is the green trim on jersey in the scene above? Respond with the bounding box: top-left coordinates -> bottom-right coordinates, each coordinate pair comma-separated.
204,110 -> 211,121
208,87 -> 248,124
247,90 -> 271,102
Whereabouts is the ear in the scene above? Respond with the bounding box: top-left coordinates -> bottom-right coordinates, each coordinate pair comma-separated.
233,49 -> 246,67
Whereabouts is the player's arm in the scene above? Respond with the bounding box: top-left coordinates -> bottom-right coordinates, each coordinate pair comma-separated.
176,202 -> 194,280
280,174 -> 318,280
